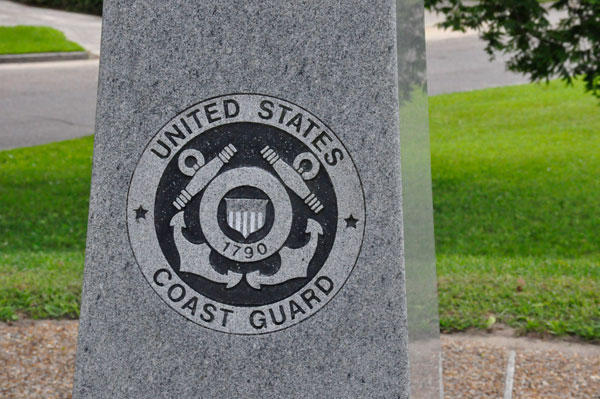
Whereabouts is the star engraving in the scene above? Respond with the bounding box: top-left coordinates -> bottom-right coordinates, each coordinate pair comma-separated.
344,214 -> 359,229
135,205 -> 148,221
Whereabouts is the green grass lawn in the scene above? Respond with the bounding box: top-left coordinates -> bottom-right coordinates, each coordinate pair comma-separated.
0,138 -> 91,320
431,79 -> 600,340
0,25 -> 84,55
0,80 -> 598,340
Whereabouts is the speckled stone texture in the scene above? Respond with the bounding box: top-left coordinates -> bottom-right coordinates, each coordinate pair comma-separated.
73,1 -> 410,398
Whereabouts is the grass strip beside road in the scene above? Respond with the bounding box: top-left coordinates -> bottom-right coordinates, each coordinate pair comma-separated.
0,80 -> 598,340
0,25 -> 84,55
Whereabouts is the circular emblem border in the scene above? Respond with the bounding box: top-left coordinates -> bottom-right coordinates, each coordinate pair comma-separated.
127,93 -> 366,334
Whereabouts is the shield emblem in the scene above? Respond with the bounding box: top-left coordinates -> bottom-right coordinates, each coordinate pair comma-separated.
225,198 -> 269,238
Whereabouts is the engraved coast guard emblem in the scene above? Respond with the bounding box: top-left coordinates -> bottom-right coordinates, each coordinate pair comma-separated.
127,94 -> 365,334
225,198 -> 267,238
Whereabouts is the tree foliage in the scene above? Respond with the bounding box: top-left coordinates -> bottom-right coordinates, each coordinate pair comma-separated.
425,0 -> 600,98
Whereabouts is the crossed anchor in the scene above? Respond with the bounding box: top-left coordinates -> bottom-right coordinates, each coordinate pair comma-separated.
169,143 -> 324,289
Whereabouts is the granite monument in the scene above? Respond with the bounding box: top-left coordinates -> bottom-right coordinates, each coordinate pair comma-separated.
74,1 -> 440,397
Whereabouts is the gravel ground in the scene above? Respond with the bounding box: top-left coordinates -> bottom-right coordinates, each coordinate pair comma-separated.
0,320 -> 76,399
515,350 -> 600,398
1,321 -> 599,398
444,332 -> 600,399
442,338 -> 507,398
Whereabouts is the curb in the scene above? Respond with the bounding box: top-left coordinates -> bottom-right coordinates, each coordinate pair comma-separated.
0,51 -> 92,64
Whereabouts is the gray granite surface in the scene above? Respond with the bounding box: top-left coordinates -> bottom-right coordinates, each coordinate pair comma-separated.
74,1 -> 411,397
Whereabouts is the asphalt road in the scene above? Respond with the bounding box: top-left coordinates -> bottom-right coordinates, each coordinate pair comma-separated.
426,36 -> 528,96
2,46 -> 527,150
0,1 -> 544,150
0,39 -> 529,150
0,60 -> 98,149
